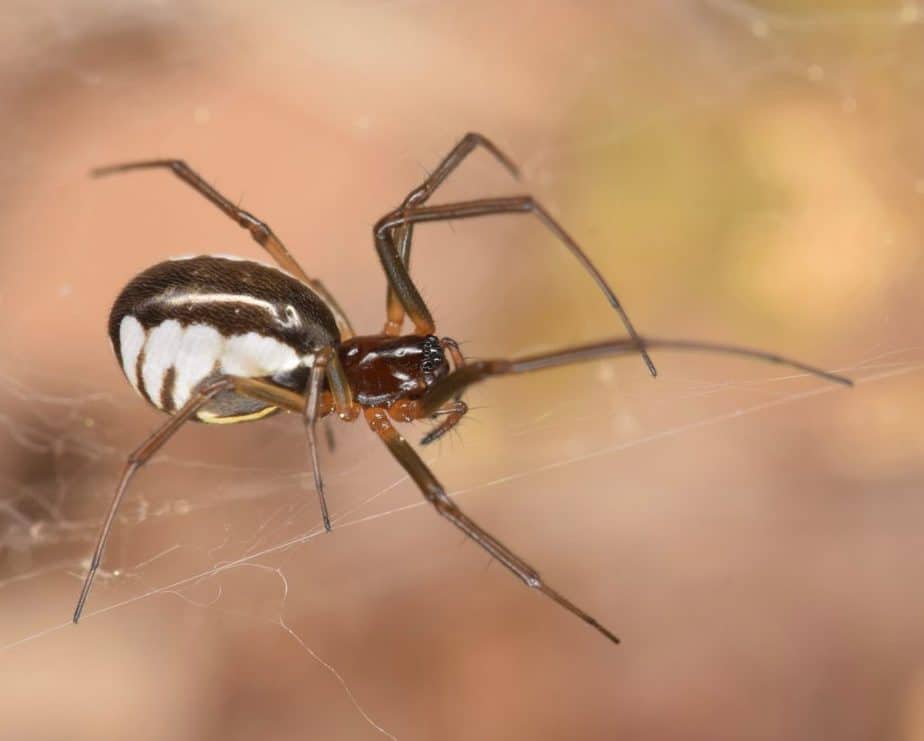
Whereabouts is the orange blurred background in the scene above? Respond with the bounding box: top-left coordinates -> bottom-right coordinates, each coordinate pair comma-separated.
1,2 -> 922,739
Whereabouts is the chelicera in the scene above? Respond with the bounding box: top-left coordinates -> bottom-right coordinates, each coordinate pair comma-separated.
73,133 -> 851,642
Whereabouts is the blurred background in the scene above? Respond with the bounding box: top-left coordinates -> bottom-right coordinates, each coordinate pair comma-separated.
0,1 -> 922,739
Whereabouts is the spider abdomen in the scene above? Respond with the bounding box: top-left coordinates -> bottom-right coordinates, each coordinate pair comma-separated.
109,256 -> 339,422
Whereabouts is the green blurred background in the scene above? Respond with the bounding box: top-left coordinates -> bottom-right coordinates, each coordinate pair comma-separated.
0,2 -> 922,739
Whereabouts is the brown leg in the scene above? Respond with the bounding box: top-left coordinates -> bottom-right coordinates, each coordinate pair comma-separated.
413,336 -> 853,416
365,407 -> 620,645
324,418 -> 337,453
304,349 -> 333,531
73,376 -> 235,623
230,371 -> 346,532
74,372 -> 344,623
385,133 -> 520,334
325,353 -> 360,421
92,159 -> 355,339
373,196 -> 657,377
225,376 -> 305,413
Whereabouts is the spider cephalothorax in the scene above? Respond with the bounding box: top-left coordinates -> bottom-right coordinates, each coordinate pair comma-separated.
74,132 -> 851,645
337,333 -> 449,407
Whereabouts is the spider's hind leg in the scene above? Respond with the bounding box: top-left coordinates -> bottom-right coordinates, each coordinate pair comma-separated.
73,376 -> 237,623
73,366 -> 349,623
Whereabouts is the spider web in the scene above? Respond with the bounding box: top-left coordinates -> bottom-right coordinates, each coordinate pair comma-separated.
1,3 -> 923,740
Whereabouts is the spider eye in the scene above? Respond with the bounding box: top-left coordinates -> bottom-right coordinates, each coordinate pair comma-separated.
419,336 -> 445,380
422,336 -> 442,360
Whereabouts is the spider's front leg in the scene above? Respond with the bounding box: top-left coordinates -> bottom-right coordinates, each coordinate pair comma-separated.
414,336 -> 853,417
385,132 -> 520,334
373,196 -> 657,377
365,407 -> 620,645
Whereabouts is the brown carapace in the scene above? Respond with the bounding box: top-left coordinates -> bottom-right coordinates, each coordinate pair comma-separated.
74,133 -> 852,644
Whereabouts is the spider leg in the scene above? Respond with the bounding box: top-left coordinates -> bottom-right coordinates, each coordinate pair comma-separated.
324,418 -> 337,453
324,353 -> 360,421
73,376 -> 235,623
230,365 -> 356,533
373,196 -> 657,377
414,336 -> 853,416
91,159 -> 355,339
385,133 -> 520,334
365,407 -> 620,645
304,349 -> 333,531
73,368 -> 352,623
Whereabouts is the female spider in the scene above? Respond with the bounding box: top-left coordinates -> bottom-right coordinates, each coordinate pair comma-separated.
73,133 -> 851,642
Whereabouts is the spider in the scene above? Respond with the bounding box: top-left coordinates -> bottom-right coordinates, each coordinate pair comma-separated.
73,132 -> 852,642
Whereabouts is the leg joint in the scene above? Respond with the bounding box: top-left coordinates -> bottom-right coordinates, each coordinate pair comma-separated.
237,210 -> 270,242
374,211 -> 403,241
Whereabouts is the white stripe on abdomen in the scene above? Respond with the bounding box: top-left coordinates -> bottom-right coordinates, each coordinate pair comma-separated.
142,320 -> 184,405
119,315 -> 146,393
174,324 -> 224,407
221,332 -> 301,377
117,315 -> 307,411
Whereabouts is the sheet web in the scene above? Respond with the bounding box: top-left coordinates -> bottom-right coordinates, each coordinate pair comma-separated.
1,2 -> 924,738
1,350 -> 921,736
0,353 -> 915,607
